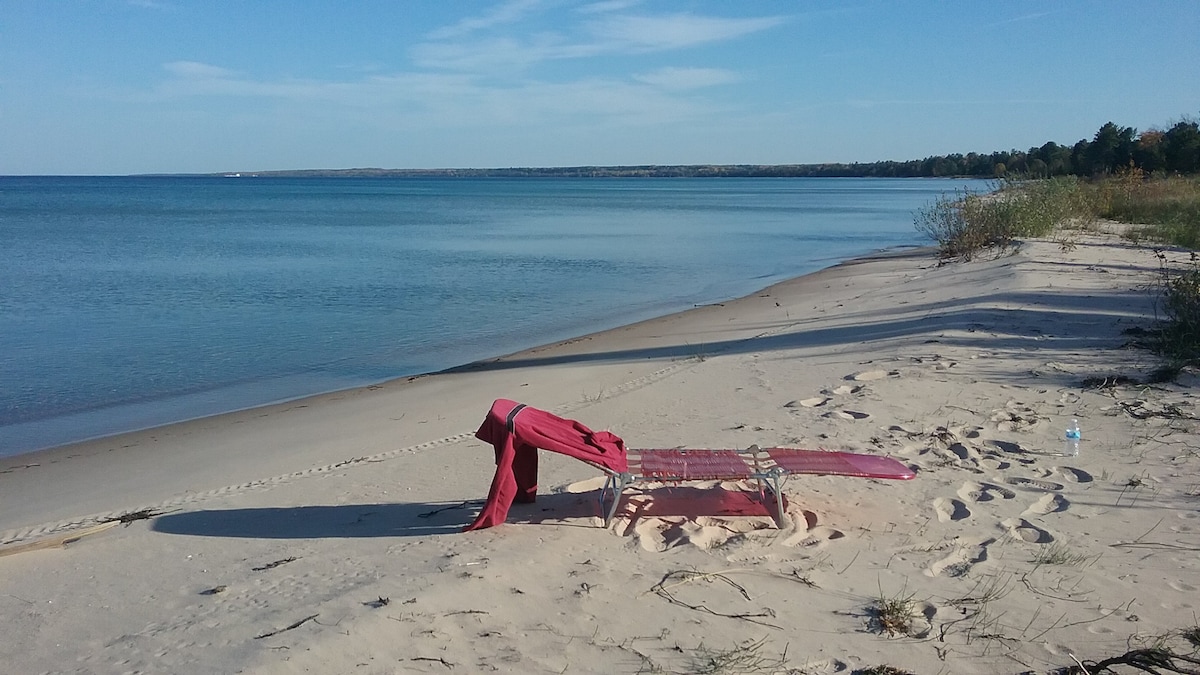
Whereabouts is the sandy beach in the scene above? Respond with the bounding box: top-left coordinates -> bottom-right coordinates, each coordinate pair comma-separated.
3,232 -> 1198,674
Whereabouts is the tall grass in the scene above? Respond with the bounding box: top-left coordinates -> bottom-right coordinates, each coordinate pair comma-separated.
1088,175 -> 1200,373
1098,174 -> 1200,248
916,174 -> 1200,258
915,173 -> 1200,376
914,177 -> 1087,259
1156,252 -> 1200,371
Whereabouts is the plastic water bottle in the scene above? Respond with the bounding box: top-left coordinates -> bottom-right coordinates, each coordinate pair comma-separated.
1064,419 -> 1081,457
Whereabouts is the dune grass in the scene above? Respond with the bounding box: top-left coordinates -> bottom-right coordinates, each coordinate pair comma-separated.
1101,174 -> 1200,248
916,173 -> 1200,377
914,177 -> 1087,260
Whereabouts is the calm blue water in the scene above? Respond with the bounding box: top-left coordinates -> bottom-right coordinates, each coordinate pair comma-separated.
0,176 -> 985,457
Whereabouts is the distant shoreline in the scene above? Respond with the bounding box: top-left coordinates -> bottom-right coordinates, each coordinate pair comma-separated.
137,166 -> 990,179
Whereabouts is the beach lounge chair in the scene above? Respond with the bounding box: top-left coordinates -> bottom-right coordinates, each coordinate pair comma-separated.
464,399 -> 915,532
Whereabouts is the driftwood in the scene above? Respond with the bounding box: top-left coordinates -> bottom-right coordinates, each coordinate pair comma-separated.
254,614 -> 319,640
252,557 -> 298,571
1061,648 -> 1200,674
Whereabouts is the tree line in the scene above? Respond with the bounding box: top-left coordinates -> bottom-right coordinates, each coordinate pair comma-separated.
220,115 -> 1200,180
727,116 -> 1199,179
888,117 -> 1200,178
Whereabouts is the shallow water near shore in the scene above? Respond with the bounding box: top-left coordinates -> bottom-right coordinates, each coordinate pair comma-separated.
0,176 -> 985,456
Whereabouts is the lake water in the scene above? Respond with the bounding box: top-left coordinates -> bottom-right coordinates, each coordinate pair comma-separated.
0,176 -> 985,457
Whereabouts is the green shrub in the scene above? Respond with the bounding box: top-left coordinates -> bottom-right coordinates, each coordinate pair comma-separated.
914,177 -> 1089,259
914,188 -> 1013,260
1158,253 -> 1200,367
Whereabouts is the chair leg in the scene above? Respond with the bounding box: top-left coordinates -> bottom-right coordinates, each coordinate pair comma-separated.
603,473 -> 632,527
763,470 -> 786,528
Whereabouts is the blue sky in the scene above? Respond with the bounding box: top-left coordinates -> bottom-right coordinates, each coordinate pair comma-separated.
2,1 -> 1198,175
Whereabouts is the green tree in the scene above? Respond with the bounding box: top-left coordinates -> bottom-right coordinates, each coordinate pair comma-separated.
1162,118 -> 1200,173
1086,122 -> 1137,175
1135,129 -> 1166,173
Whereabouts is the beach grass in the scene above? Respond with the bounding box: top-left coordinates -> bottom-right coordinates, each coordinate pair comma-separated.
914,177 -> 1086,260
1103,175 -> 1200,248
918,173 -> 1200,374
871,586 -> 921,637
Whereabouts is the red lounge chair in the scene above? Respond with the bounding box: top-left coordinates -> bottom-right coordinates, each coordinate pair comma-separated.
466,399 -> 915,531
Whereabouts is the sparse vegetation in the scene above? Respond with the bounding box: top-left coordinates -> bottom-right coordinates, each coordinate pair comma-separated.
1105,175 -> 1200,247
1032,541 -> 1092,567
686,637 -> 789,675
852,667 -> 916,675
871,587 -> 919,637
914,177 -> 1088,260
1155,250 -> 1200,372
917,171 -> 1200,376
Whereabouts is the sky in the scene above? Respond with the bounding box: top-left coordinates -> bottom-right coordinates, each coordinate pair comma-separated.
2,1 -> 1199,175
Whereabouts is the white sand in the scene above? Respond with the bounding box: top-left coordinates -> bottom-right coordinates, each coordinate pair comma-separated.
3,233 -> 1198,674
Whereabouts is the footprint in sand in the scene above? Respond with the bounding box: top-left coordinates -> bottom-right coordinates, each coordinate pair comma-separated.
1024,493 -> 1070,516
1001,517 -> 1054,544
631,517 -> 754,552
932,448 -> 984,474
989,402 -> 1043,432
847,369 -> 898,382
791,658 -> 849,674
824,410 -> 870,421
630,519 -> 669,552
932,497 -> 971,522
1168,580 -> 1198,592
957,480 -> 1016,503
926,538 -> 992,577
986,439 -> 1027,454
796,509 -> 819,530
783,525 -> 845,548
946,443 -> 979,461
826,384 -> 865,396
903,601 -> 941,639
1056,466 -> 1094,483
1006,477 -> 1064,492
785,396 -> 829,408
979,457 -> 1011,471
896,444 -> 930,458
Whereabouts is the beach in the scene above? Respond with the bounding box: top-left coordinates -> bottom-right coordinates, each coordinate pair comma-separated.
3,232 -> 1198,674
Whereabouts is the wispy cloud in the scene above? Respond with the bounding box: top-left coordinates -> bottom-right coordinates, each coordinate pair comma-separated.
413,10 -> 787,71
589,13 -> 786,51
576,0 -> 643,14
426,0 -> 544,40
151,59 -> 725,132
633,66 -> 738,90
149,6 -> 776,134
157,62 -> 478,106
163,61 -> 238,79
410,36 -> 603,73
986,10 -> 1060,28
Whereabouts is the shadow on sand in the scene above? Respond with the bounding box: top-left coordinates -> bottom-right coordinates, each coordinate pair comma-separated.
150,491 -> 605,539
150,484 -> 783,539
